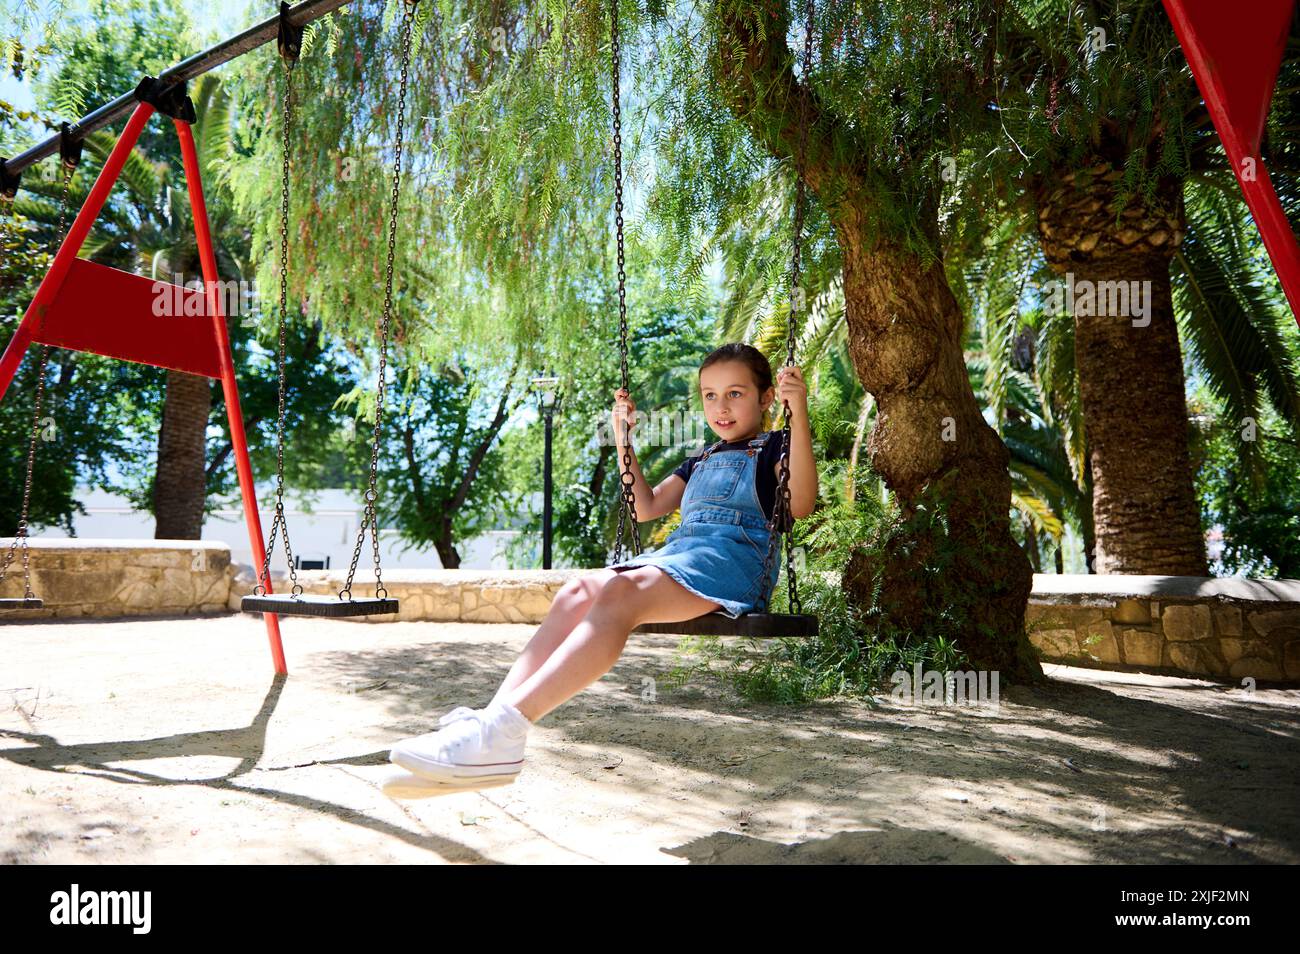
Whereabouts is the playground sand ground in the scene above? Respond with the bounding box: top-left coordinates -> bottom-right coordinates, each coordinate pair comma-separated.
2,614 -> 1297,864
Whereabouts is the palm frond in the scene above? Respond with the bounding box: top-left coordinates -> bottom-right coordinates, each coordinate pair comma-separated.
81,129 -> 162,209
1011,484 -> 1064,540
192,73 -> 233,189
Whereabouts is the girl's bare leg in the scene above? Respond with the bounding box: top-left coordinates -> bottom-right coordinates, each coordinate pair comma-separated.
489,569 -> 620,706
498,566 -> 721,723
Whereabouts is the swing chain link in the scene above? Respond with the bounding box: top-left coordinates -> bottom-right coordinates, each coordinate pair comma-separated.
610,0 -> 640,566
755,0 -> 814,618
255,53 -> 304,598
0,163 -> 74,601
341,0 -> 418,602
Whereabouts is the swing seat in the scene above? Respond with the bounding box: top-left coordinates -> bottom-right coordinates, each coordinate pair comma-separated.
0,597 -> 44,610
241,594 -> 399,618
634,611 -> 818,639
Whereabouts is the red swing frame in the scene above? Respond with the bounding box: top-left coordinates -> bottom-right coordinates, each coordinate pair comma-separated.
0,82 -> 288,674
1164,0 -> 1300,324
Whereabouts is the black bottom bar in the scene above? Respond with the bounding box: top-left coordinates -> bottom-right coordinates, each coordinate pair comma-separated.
4,865 -> 1289,932
241,594 -> 398,618
634,612 -> 818,638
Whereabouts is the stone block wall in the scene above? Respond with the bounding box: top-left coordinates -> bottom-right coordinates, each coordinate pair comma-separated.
0,539 -> 233,620
1026,575 -> 1300,683
6,541 -> 1300,685
224,564 -> 574,624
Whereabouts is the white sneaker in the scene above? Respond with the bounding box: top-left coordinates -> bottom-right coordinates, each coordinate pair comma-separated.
389,701 -> 531,786
437,705 -> 478,727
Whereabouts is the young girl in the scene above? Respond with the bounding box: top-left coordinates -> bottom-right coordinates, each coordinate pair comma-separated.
386,343 -> 816,793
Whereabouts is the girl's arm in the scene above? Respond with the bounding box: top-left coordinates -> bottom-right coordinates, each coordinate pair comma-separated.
613,450 -> 686,523
612,388 -> 686,522
772,365 -> 817,519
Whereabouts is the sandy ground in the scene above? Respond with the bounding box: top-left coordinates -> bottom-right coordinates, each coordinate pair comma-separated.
1,613 -> 1297,864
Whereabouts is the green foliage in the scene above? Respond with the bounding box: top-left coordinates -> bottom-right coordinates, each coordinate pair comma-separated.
660,464 -> 984,706
1194,392 -> 1300,579
224,0 -> 613,380
495,245 -> 720,566
0,347 -> 155,536
946,3 -> 1300,575
210,318 -> 361,505
2,1 -> 77,98
370,344 -> 531,561
28,0 -> 198,165
992,0 -> 1200,201
1173,175 -> 1300,480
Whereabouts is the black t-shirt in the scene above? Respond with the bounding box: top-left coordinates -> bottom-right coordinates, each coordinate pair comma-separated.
671,430 -> 785,522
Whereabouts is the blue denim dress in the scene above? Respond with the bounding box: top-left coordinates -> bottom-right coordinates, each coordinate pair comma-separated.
607,431 -> 782,617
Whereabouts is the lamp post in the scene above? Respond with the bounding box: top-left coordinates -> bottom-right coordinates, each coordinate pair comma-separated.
530,373 -> 561,569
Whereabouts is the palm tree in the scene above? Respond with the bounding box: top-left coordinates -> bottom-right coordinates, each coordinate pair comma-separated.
727,133 -> 1300,580
955,181 -> 1299,576
985,0 -> 1299,575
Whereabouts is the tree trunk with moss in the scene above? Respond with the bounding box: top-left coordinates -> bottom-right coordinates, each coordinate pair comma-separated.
1035,162 -> 1207,575
716,2 -> 1040,680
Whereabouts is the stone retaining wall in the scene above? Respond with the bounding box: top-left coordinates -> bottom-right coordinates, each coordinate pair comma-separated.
1026,575 -> 1300,684
5,540 -> 1299,684
0,539 -> 232,619
225,564 -> 576,624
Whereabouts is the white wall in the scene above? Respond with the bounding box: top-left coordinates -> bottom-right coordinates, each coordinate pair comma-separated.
39,487 -> 542,570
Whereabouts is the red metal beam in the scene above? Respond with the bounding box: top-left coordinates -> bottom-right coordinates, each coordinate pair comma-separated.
1164,0 -> 1300,323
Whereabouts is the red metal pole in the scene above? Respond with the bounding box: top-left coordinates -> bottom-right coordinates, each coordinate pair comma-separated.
1164,0 -> 1300,324
175,119 -> 288,675
0,104 -> 156,401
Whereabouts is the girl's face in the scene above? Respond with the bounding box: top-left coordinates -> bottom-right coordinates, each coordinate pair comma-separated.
699,360 -> 774,441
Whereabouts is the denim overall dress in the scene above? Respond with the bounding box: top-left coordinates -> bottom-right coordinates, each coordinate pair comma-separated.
607,431 -> 782,617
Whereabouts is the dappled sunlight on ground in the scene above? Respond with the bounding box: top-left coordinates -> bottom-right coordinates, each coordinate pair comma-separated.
1,614 -> 1297,863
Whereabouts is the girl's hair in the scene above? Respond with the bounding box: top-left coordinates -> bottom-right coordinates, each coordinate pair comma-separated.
699,343 -> 775,431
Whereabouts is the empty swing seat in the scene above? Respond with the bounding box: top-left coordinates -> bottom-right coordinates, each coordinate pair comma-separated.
634,611 -> 818,638
0,598 -> 44,610
241,594 -> 399,618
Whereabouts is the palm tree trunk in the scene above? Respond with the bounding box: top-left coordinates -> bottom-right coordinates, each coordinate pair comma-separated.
153,369 -> 210,539
1035,163 -> 1207,574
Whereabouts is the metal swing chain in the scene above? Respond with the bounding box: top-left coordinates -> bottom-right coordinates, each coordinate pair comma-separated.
755,0 -> 815,618
610,0 -> 641,565
341,0 -> 418,602
254,53 -> 305,598
0,164 -> 74,599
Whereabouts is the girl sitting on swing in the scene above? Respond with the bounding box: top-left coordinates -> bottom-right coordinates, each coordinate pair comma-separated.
387,342 -> 817,792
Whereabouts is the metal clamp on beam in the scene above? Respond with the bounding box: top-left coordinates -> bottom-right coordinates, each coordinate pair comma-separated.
58,123 -> 83,170
132,75 -> 197,123
0,158 -> 20,199
278,1 -> 305,60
